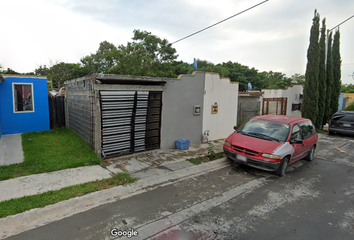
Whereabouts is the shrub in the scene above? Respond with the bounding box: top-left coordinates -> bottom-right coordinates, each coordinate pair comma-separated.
344,102 -> 354,111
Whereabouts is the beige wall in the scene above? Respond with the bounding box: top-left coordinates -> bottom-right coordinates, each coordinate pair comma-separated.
202,73 -> 239,141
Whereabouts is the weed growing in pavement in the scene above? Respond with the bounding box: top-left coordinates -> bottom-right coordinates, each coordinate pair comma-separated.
186,144 -> 225,166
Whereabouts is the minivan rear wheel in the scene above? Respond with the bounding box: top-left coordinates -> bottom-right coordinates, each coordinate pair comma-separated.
275,157 -> 289,177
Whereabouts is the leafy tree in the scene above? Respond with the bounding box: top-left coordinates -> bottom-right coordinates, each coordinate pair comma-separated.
81,41 -> 118,74
220,61 -> 267,91
341,84 -> 354,93
317,18 -> 327,128
196,59 -> 229,77
331,29 -> 341,114
172,61 -> 193,76
35,65 -> 49,76
344,102 -> 354,111
265,71 -> 292,89
109,29 -> 178,77
3,68 -> 19,74
291,74 -> 305,84
302,10 -> 320,127
48,62 -> 86,89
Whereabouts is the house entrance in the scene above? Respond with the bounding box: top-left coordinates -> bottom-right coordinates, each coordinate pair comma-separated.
100,91 -> 162,158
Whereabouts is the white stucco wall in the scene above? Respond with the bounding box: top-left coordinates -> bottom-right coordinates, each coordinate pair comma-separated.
283,85 -> 303,117
202,73 -> 238,141
262,84 -> 303,117
262,89 -> 283,98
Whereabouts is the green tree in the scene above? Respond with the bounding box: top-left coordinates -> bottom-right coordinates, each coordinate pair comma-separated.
196,59 -> 229,77
302,10 -> 320,126
35,65 -> 49,76
265,71 -> 292,89
317,18 -> 327,128
109,29 -> 178,77
341,84 -> 354,93
220,61 -> 268,91
332,29 -> 341,114
3,68 -> 19,74
291,74 -> 305,84
80,41 -> 118,74
48,62 -> 86,89
171,61 -> 193,76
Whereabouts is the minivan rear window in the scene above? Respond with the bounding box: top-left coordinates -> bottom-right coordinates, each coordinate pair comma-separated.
332,113 -> 354,122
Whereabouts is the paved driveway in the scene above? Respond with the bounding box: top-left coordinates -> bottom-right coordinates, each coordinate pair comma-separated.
0,134 -> 24,166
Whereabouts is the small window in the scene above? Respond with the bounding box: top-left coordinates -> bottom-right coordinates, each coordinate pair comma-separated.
292,103 -> 302,111
13,83 -> 34,112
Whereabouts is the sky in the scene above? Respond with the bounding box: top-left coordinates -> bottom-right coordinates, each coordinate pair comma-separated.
1,0 -> 353,84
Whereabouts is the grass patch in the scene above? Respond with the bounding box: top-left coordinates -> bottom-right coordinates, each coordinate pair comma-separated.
0,128 -> 101,181
187,152 -> 225,165
0,173 -> 137,218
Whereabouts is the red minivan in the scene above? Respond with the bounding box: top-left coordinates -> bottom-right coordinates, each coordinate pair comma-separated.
223,115 -> 318,176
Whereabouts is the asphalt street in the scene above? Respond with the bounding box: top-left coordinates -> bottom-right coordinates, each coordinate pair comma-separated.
4,134 -> 354,240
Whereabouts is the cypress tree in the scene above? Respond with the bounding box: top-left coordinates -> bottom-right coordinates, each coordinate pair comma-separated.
303,10 -> 320,124
332,29 -> 341,114
317,18 -> 327,129
325,32 -> 334,120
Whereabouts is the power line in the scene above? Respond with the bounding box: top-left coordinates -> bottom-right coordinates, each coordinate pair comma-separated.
329,14 -> 354,31
171,0 -> 269,45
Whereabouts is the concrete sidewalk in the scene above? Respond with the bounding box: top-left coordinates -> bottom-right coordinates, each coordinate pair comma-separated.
0,134 -> 24,166
0,139 -> 225,202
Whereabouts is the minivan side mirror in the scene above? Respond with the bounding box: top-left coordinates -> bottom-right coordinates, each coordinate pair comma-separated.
291,138 -> 303,144
233,126 -> 238,131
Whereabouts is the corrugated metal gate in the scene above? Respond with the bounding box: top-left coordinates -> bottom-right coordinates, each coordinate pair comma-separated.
100,91 -> 162,158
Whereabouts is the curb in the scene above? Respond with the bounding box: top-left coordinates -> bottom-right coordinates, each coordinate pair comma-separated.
0,158 -> 230,239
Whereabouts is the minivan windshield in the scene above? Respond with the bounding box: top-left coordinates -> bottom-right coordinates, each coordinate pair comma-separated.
237,119 -> 290,142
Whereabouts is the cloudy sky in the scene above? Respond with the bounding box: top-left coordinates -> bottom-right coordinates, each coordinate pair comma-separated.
1,0 -> 353,84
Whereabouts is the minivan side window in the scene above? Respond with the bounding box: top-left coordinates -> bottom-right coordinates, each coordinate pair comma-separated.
291,125 -> 302,140
299,121 -> 316,139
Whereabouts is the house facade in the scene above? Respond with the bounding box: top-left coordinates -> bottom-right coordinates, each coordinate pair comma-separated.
0,74 -> 50,138
261,84 -> 303,117
64,72 -> 238,158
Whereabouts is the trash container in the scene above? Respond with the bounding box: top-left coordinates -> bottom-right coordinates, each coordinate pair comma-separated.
175,139 -> 191,150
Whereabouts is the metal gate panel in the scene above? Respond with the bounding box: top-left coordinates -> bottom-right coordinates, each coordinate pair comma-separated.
100,90 -> 162,158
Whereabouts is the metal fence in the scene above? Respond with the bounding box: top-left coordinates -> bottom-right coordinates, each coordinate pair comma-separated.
48,96 -> 65,129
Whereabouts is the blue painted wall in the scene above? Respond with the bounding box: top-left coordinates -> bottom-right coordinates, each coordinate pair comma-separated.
339,93 -> 344,111
0,76 -> 50,135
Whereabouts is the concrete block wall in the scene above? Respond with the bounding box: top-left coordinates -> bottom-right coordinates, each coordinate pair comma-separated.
238,96 -> 261,124
65,77 -> 95,149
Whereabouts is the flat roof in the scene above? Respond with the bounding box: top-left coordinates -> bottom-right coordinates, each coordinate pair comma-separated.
65,74 -> 177,86
1,74 -> 47,79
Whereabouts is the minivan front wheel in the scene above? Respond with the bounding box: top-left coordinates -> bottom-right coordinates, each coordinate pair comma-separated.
275,157 -> 289,177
